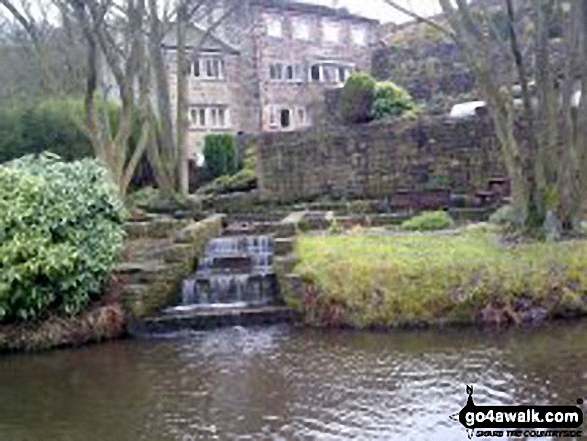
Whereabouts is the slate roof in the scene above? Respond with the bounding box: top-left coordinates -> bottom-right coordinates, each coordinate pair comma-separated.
251,0 -> 378,23
162,24 -> 240,55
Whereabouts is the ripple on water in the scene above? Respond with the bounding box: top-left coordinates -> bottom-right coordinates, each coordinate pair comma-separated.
1,323 -> 587,440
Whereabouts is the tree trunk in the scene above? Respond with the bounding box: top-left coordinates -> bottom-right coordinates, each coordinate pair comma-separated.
176,3 -> 190,197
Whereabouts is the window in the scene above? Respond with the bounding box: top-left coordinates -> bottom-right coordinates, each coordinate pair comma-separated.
297,107 -> 306,125
280,109 -> 291,128
189,106 -> 230,129
323,65 -> 335,82
210,108 -> 217,126
267,16 -> 282,37
311,65 -> 320,81
294,64 -> 304,81
323,20 -> 340,43
338,67 -> 348,83
286,65 -> 294,80
275,63 -> 283,80
351,25 -> 367,46
267,106 -> 295,130
293,18 -> 310,40
270,63 -> 297,81
309,63 -> 351,83
192,57 -> 224,80
219,108 -> 225,127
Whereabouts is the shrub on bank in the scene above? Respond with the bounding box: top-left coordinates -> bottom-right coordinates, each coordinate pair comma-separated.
401,211 -> 454,231
295,228 -> 587,328
0,153 -> 127,322
372,81 -> 417,120
341,71 -> 376,124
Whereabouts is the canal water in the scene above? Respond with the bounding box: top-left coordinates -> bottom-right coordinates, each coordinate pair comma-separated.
1,322 -> 586,441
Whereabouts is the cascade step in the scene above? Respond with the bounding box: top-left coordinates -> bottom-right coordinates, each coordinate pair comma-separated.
274,238 -> 295,256
274,255 -> 299,274
130,306 -> 299,333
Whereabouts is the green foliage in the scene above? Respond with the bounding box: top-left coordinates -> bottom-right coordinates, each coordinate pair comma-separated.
0,153 -> 127,322
203,133 -> 240,179
0,97 -> 91,163
372,81 -> 417,120
198,145 -> 257,195
126,186 -> 163,208
341,71 -> 376,124
0,97 -> 133,164
401,211 -> 454,231
296,229 -> 587,328
489,204 -> 523,231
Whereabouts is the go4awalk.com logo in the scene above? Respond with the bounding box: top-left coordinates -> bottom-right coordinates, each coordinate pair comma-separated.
450,385 -> 584,439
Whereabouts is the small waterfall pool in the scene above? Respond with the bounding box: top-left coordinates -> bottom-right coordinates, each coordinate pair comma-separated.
168,235 -> 279,312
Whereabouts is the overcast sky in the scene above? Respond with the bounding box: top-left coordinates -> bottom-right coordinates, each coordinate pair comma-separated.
304,0 -> 441,23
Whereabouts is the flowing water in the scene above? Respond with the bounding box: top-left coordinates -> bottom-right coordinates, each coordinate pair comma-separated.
1,322 -> 587,440
179,235 -> 277,309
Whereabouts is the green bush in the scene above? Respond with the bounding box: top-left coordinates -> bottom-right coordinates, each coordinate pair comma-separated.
198,144 -> 257,195
401,211 -> 454,231
0,98 -> 92,163
0,153 -> 127,322
488,204 -> 523,231
372,81 -> 416,120
341,71 -> 376,124
0,97 -> 140,165
203,133 -> 240,179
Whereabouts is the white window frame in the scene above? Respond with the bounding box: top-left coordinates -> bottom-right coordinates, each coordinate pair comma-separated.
293,18 -> 310,40
270,63 -> 304,83
351,25 -> 367,46
268,106 -> 278,129
323,20 -> 341,43
296,106 -> 309,126
267,105 -> 295,130
308,63 -> 351,84
189,106 -> 230,129
267,16 -> 283,38
192,56 -> 225,80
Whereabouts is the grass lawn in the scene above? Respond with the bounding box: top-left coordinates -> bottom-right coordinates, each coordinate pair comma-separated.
294,226 -> 587,328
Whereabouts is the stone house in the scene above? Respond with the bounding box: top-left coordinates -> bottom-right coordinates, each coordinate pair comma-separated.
163,0 -> 379,162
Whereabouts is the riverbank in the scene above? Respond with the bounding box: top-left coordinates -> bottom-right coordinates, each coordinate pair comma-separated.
0,304 -> 125,353
294,225 -> 587,328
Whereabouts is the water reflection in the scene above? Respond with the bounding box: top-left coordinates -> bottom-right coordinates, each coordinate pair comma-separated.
0,322 -> 586,440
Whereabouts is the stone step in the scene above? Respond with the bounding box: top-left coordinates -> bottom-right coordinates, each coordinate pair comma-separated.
273,238 -> 295,256
125,218 -> 190,240
114,260 -> 185,284
222,221 -> 296,238
273,255 -> 299,274
129,306 -> 299,334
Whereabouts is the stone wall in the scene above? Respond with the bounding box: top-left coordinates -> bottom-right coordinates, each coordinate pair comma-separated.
119,214 -> 224,318
251,116 -> 507,202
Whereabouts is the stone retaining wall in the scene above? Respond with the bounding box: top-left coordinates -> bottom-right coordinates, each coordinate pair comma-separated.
251,116 -> 507,202
118,214 -> 225,318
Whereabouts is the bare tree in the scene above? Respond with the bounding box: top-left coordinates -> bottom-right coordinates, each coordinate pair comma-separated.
149,0 -> 238,195
382,0 -> 587,236
0,0 -> 86,94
